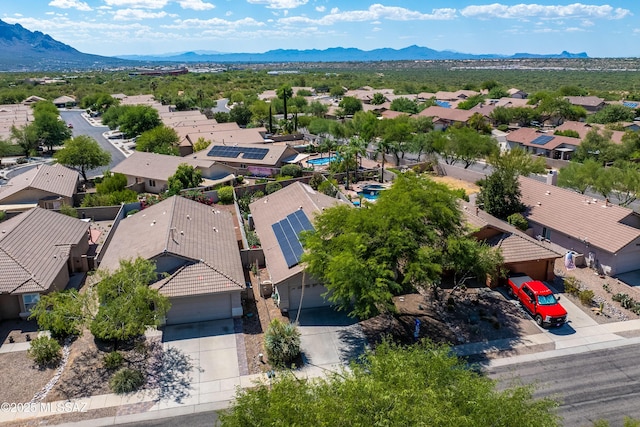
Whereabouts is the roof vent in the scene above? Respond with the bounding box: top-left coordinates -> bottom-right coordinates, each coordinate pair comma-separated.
537,201 -> 542,206
213,227 -> 218,232
545,191 -> 550,195
187,214 -> 191,220
180,230 -> 184,235
151,220 -> 156,226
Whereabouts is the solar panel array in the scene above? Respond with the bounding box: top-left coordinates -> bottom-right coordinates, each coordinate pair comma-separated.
530,135 -> 554,146
207,146 -> 269,160
272,210 -> 314,268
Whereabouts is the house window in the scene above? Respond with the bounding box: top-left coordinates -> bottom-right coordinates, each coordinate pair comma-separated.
149,179 -> 156,187
542,227 -> 551,240
23,294 -> 40,313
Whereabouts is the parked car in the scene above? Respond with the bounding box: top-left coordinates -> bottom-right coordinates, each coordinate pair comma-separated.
67,123 -> 73,128
507,275 -> 567,327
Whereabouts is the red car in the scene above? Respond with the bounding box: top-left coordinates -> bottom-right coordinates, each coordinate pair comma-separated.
508,275 -> 567,327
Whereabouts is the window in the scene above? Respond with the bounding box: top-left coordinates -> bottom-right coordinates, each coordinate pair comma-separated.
542,227 -> 551,240
23,294 -> 40,313
148,179 -> 156,187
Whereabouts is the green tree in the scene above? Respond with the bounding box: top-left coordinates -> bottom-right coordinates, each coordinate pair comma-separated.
336,137 -> 367,190
443,237 -> 504,287
588,104 -> 636,124
220,339 -> 559,427
477,148 -> 546,219
135,125 -> 180,155
167,163 -> 203,195
390,97 -> 419,114
557,159 -> 601,194
338,96 -> 363,116
81,93 -> 118,114
229,104 -> 252,126
192,137 -> 210,152
573,129 -> 618,164
277,84 -> 293,121
90,258 -> 170,346
32,102 -> 72,151
29,289 -> 89,338
434,127 -> 497,168
55,135 -> 111,182
457,94 -> 485,110
103,105 -> 161,138
9,124 -> 39,156
371,92 -> 386,105
302,173 -> 470,318
306,100 -> 329,118
0,139 -> 11,167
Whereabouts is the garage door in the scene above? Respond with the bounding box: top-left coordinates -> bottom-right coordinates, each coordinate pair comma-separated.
166,294 -> 231,325
289,283 -> 330,310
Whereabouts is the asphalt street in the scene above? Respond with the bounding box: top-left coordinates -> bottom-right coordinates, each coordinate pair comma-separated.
487,342 -> 640,426
60,109 -> 125,178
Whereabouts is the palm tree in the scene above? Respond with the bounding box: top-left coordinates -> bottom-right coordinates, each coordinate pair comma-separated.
339,137 -> 367,190
374,138 -> 391,184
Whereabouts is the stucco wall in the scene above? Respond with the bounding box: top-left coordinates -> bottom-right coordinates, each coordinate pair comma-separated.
0,295 -> 21,320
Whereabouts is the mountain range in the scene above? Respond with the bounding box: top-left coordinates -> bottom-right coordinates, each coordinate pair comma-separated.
118,45 -> 588,63
0,18 -> 588,72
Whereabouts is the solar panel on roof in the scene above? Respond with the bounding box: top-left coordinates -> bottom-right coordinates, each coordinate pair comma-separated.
531,135 -> 554,146
207,145 -> 268,160
271,210 -> 315,268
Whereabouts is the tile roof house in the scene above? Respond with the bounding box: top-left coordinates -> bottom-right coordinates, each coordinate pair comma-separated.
463,202 -> 563,282
0,163 -> 79,212
249,182 -> 349,313
416,106 -> 477,130
98,195 -> 245,324
0,208 -> 91,320
505,128 -> 581,160
555,121 -> 625,144
519,177 -> 640,276
507,88 -> 528,99
564,96 -> 606,113
110,151 -> 236,194
52,95 -> 77,108
191,142 -> 301,171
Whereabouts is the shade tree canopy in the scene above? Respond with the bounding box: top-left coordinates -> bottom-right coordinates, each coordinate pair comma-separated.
219,339 -> 559,427
55,135 -> 111,182
302,173 -> 501,319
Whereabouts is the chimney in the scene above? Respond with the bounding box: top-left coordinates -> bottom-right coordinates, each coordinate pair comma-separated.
546,170 -> 558,186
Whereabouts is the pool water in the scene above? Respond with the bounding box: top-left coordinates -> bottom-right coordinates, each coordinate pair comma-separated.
307,156 -> 337,166
362,184 -> 386,191
357,191 -> 380,200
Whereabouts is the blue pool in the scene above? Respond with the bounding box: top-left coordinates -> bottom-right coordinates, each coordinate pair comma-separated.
307,156 -> 337,166
362,184 -> 386,191
357,191 -> 380,200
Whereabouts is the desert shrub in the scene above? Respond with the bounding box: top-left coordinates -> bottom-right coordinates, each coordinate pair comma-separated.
103,351 -> 124,369
265,319 -> 301,367
451,188 -> 469,202
0,211 -> 6,222
217,186 -> 235,204
578,289 -> 595,306
318,179 -> 338,197
59,204 -> 78,218
280,164 -> 302,178
265,181 -> 282,195
507,213 -> 528,231
309,172 -> 324,190
563,276 -> 580,296
126,209 -> 139,216
28,336 -> 62,367
236,175 -> 244,184
110,368 -> 145,394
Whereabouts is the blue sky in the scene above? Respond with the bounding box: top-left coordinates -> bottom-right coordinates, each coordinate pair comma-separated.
2,1 -> 638,57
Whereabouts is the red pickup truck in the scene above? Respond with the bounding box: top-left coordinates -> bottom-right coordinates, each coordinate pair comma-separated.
507,275 -> 567,327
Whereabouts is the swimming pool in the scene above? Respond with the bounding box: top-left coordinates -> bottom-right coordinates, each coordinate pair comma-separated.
357,191 -> 380,200
307,156 -> 337,166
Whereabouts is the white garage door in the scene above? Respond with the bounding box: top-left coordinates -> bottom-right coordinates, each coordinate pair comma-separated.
166,294 -> 232,325
289,283 -> 330,311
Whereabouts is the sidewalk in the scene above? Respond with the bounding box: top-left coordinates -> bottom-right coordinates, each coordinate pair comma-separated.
6,298 -> 640,426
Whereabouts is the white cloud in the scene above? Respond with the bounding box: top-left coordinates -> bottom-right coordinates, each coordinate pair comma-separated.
460,3 -> 630,20
566,27 -> 586,32
280,4 -> 456,26
166,16 -> 266,29
315,6 -> 325,13
178,0 -> 215,10
113,8 -> 169,20
246,0 -> 308,9
49,0 -> 92,11
104,0 -> 169,9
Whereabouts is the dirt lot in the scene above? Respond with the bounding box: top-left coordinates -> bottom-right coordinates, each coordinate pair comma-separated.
430,175 -> 481,195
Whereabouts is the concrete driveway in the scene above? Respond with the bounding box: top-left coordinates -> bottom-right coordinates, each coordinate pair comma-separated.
161,319 -> 244,389
296,307 -> 368,373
